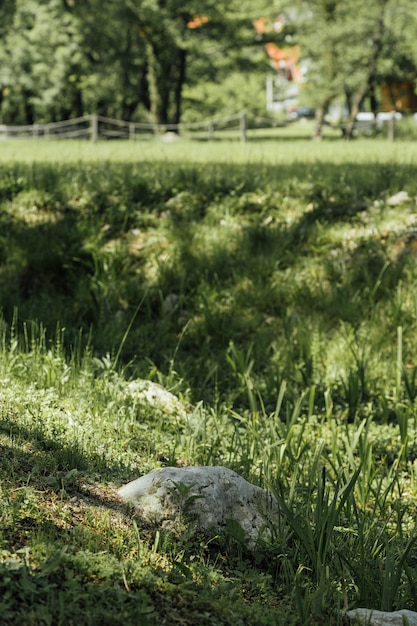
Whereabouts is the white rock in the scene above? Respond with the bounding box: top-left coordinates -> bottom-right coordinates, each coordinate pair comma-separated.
126,380 -> 188,417
118,466 -> 280,549
387,191 -> 409,206
161,293 -> 180,315
346,608 -> 417,625
161,131 -> 179,143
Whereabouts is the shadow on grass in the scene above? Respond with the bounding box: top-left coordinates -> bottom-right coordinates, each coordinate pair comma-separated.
0,427 -> 290,626
1,158 -> 417,407
0,416 -> 135,484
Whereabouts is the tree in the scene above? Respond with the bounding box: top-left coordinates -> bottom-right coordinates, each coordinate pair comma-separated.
125,0 -> 271,125
0,0 -> 17,117
289,1 -> 350,139
66,0 -> 150,121
0,0 -> 150,123
343,0 -> 389,138
182,3 -> 276,122
342,0 -> 417,138
0,0 -> 85,123
0,0 -> 272,125
278,0 -> 417,139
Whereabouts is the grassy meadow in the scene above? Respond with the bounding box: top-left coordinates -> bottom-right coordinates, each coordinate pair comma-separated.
1,133 -> 417,624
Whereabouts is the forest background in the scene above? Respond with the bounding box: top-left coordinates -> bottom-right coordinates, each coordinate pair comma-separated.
1,0 -> 417,132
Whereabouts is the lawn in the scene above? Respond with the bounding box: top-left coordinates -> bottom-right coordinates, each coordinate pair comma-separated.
1,136 -> 417,624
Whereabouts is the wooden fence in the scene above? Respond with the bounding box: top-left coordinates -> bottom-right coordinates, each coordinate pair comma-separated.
0,112 -> 251,142
0,110 -> 408,142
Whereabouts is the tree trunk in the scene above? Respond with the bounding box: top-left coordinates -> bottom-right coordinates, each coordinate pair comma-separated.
345,89 -> 353,117
23,89 -> 35,125
344,0 -> 387,140
313,99 -> 331,140
146,41 -> 172,125
146,41 -> 163,125
146,40 -> 187,127
313,106 -> 326,140
369,83 -> 378,116
139,62 -> 151,113
173,48 -> 186,126
70,88 -> 83,118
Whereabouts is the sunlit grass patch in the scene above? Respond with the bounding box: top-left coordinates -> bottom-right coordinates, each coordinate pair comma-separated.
1,139 -> 417,623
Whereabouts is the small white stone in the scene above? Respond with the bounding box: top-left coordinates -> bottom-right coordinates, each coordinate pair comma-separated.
161,131 -> 179,143
346,608 -> 417,625
387,191 -> 409,206
126,379 -> 187,416
161,293 -> 180,316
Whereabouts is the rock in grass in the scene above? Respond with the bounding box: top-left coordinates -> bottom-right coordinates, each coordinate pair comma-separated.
125,380 -> 189,418
386,190 -> 409,206
345,608 -> 417,625
118,466 -> 280,549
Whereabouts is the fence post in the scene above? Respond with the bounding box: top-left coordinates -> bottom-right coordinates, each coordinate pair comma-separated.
90,114 -> 98,143
129,123 -> 135,141
240,111 -> 247,143
208,122 -> 214,141
388,111 -> 395,142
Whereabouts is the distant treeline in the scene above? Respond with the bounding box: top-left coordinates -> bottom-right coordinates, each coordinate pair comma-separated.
0,0 -> 273,126
0,0 -> 416,139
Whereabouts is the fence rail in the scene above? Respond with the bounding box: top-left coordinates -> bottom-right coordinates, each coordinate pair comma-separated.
0,111 -> 408,142
0,113 -> 249,142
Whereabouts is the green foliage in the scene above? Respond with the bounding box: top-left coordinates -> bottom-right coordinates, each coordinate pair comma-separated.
0,0 -> 86,123
183,71 -> 269,121
280,0 -> 417,137
1,139 -> 417,624
0,549 -> 155,626
0,0 -> 271,125
1,138 -> 417,414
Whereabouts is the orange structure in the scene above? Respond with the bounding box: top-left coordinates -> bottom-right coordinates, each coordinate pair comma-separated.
380,81 -> 417,113
264,43 -> 302,83
187,16 -> 209,29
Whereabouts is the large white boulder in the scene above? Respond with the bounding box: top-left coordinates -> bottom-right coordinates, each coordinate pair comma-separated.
118,466 -> 280,549
346,608 -> 417,625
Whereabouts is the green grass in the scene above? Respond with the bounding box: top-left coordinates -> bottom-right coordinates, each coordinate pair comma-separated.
1,137 -> 417,624
2,121 -> 417,162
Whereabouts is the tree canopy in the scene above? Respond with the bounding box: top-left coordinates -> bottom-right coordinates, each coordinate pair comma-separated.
0,0 -> 416,127
278,0 -> 417,137
0,0 -> 273,125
